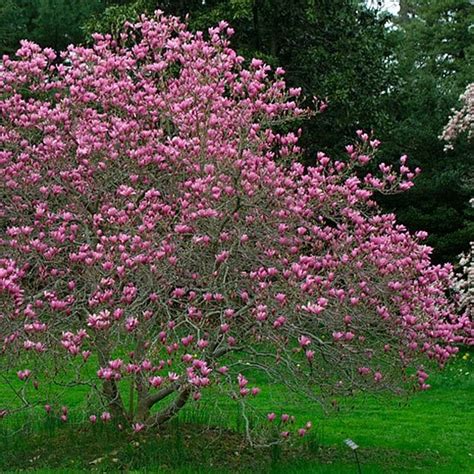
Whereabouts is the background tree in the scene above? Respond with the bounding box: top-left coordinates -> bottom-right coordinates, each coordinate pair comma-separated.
441,82 -> 474,147
442,83 -> 474,319
378,0 -> 474,263
31,0 -> 104,52
0,0 -> 28,56
0,0 -> 104,55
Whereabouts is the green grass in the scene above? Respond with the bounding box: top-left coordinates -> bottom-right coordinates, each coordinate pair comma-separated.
1,350 -> 473,473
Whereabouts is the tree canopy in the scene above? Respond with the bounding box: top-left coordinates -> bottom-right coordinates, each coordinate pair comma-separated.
1,13 -> 471,431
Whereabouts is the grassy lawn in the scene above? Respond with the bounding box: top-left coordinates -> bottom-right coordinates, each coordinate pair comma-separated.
1,350 -> 472,473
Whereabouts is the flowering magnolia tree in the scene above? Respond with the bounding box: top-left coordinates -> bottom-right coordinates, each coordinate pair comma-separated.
1,12 -> 472,435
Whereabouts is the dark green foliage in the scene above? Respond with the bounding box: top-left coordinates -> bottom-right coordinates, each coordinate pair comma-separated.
0,0 -> 29,55
378,0 -> 474,263
0,0 -> 106,54
82,0 -> 154,39
32,0 -> 104,51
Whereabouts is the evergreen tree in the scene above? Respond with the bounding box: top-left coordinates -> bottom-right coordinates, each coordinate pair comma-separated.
379,0 -> 474,262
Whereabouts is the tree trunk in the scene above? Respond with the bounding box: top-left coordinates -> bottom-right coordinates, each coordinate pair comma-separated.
399,0 -> 414,22
151,386 -> 191,426
96,335 -> 127,421
253,0 -> 262,51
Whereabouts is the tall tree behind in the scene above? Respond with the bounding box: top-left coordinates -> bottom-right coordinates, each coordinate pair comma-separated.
0,0 -> 105,55
379,0 -> 474,263
32,0 -> 104,51
0,0 -> 30,55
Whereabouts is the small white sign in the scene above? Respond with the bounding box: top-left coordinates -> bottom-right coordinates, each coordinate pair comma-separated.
344,438 -> 359,450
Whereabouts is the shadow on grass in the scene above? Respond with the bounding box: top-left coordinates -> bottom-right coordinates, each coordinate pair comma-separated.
0,417 -> 443,473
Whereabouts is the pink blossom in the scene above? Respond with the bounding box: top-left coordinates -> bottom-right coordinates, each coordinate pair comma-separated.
275,293 -> 287,305
132,423 -> 145,433
197,339 -> 209,350
125,317 -> 139,332
149,376 -> 163,388
220,323 -> 230,333
168,372 -> 179,382
108,359 -> 123,370
17,370 -> 31,381
237,374 -> 248,388
298,335 -> 311,347
216,250 -> 230,264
